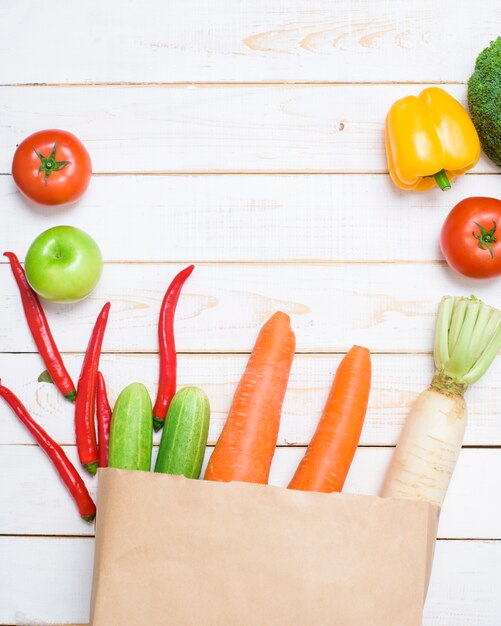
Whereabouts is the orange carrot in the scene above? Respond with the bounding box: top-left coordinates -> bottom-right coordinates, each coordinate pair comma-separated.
288,345 -> 371,493
204,311 -> 295,484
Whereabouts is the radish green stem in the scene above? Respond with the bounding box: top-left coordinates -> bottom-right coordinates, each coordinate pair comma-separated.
433,296 -> 501,393
434,296 -> 453,368
447,298 -> 467,357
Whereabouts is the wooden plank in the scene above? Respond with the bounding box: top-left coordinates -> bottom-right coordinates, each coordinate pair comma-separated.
2,174 -> 499,263
0,446 -> 499,538
0,537 -> 94,625
0,536 -> 499,625
424,541 -> 501,626
1,353 -> 501,447
2,262 -> 501,354
0,85 -> 497,174
0,1 -> 498,84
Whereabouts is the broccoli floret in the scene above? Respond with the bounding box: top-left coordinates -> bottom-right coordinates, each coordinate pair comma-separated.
467,37 -> 501,167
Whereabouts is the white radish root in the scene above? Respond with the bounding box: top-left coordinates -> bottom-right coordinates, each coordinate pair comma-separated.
382,295 -> 501,508
381,387 -> 466,508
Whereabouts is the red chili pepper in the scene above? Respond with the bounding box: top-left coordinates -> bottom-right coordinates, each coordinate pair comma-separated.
152,264 -> 194,431
0,381 -> 96,521
4,252 -> 76,401
75,302 -> 111,476
96,371 -> 112,468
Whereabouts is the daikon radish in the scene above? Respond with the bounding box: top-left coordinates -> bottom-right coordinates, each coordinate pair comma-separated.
381,295 -> 501,508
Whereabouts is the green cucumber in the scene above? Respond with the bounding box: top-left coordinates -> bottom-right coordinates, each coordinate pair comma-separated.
109,382 -> 153,471
154,386 -> 210,479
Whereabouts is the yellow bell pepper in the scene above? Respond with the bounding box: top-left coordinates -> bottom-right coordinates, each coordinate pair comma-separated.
385,87 -> 481,191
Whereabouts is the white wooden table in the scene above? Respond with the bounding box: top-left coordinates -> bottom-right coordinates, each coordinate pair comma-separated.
1,2 -> 500,624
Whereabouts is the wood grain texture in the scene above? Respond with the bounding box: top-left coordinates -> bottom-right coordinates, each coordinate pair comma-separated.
0,537 -> 94,625
2,174 -> 500,263
0,446 -> 499,539
0,1 -> 498,84
0,536 -> 499,625
0,85 -> 498,174
2,1 -> 501,622
2,262 -> 501,353
1,353 -> 501,447
423,541 -> 501,626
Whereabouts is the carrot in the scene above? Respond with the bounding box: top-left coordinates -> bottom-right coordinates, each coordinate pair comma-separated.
288,345 -> 371,493
204,311 -> 295,484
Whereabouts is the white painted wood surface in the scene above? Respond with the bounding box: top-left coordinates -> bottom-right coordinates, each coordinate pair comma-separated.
1,1 -> 500,624
0,1 -> 497,84
0,85 -> 498,174
4,262 -> 501,354
2,174 -> 500,262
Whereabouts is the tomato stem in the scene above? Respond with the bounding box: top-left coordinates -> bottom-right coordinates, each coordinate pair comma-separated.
473,221 -> 497,259
34,142 -> 70,182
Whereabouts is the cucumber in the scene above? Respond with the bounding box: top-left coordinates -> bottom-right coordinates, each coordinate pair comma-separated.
108,382 -> 153,471
154,386 -> 210,479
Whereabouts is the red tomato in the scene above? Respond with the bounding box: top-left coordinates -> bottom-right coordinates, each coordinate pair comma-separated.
12,129 -> 92,206
440,197 -> 501,279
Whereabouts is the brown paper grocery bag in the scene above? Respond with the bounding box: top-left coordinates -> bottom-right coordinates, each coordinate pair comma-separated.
90,468 -> 439,626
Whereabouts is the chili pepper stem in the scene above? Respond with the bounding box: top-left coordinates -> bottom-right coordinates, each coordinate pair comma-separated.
82,514 -> 96,523
38,370 -> 76,402
38,370 -> 53,385
85,461 -> 98,476
433,169 -> 451,191
153,415 -> 164,432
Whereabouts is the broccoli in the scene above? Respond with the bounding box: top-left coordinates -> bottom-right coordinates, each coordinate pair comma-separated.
467,37 -> 501,167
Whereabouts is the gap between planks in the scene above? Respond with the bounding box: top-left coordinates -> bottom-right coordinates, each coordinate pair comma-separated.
2,171 -> 498,177
0,259 -> 449,266
0,534 -> 497,542
0,171 -> 497,177
0,81 -> 469,88
0,349 -> 439,356
2,443 -> 500,450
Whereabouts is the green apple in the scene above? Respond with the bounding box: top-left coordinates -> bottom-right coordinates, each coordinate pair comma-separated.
25,226 -> 103,302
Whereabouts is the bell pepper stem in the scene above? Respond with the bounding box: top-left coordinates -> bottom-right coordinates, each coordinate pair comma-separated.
433,169 -> 451,191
